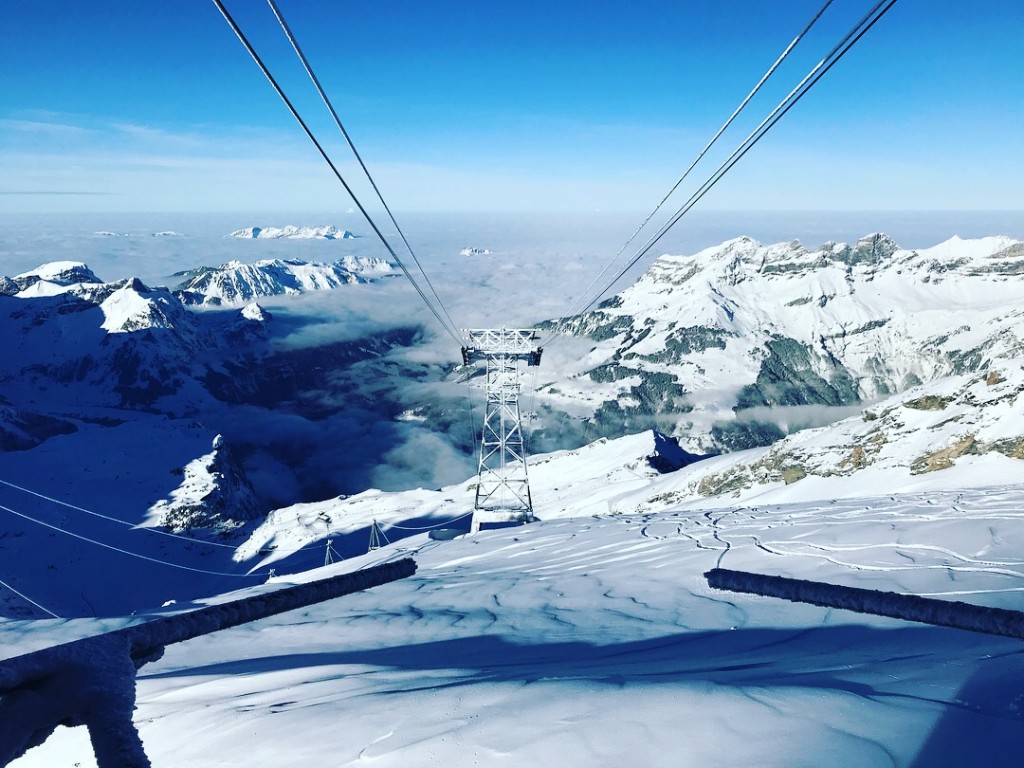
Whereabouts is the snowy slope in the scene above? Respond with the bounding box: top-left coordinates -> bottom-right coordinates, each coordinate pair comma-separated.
542,234 -> 1024,452
238,362 -> 1024,574
612,363 -> 1024,512
10,481 -> 1024,767
11,261 -> 102,291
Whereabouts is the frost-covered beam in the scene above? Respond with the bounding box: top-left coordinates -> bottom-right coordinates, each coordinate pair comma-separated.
705,567 -> 1024,640
0,559 -> 417,767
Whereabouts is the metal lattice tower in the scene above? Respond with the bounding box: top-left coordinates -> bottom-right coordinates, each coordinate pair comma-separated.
461,329 -> 543,533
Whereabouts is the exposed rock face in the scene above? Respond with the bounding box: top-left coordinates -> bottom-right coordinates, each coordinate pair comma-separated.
148,435 -> 262,534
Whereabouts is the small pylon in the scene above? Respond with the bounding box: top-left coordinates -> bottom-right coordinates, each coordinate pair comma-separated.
324,536 -> 339,566
367,520 -> 389,552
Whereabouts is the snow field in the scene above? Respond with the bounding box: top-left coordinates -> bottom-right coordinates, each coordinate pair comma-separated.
13,482 -> 1024,766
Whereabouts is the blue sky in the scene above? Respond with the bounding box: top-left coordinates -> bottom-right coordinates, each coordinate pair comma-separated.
1,0 -> 1021,213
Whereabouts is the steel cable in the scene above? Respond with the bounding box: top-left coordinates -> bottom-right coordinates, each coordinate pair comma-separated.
542,0 -> 837,346
211,0 -> 465,347
265,0 -> 464,345
578,0 -> 900,314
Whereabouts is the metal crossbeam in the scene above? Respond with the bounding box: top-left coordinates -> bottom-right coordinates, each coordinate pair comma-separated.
462,329 -> 542,533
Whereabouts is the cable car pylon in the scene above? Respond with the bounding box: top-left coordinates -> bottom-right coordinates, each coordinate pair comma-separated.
323,536 -> 339,566
367,520 -> 389,552
461,329 -> 543,533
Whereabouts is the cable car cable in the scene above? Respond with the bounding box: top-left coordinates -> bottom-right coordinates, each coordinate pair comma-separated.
543,0 -> 837,346
0,477 -> 241,550
265,0 -> 464,344
0,502 -> 261,579
0,575 -> 60,619
562,0 -> 899,326
210,0 -> 464,347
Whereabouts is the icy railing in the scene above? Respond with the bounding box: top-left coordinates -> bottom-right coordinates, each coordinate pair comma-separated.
706,567 -> 1024,640
0,558 -> 417,767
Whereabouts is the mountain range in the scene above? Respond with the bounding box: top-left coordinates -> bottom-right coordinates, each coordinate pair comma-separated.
228,225 -> 358,240
2,232 -> 1023,611
4,230 -> 1024,766
538,233 -> 1024,453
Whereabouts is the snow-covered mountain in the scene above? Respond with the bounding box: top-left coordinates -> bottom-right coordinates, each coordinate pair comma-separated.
459,246 -> 494,256
541,233 -> 1024,453
10,261 -> 103,294
0,257 -> 435,599
173,256 -> 394,305
228,225 -> 357,240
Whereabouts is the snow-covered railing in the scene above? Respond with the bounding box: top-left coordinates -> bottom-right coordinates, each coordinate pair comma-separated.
706,567 -> 1024,640
0,558 -> 417,768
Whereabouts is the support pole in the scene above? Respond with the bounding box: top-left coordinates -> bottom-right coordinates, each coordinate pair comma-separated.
706,567 -> 1024,640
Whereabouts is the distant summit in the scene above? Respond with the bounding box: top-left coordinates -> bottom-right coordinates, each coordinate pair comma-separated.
228,225 -> 358,240
94,231 -> 184,238
12,261 -> 102,292
459,246 -> 494,256
173,256 -> 394,305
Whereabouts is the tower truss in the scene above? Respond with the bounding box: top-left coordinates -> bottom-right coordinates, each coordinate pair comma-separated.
461,329 -> 542,533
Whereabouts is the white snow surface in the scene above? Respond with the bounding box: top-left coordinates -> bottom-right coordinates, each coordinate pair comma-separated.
98,279 -> 189,334
10,479 -> 1024,767
228,225 -> 357,240
13,261 -> 100,285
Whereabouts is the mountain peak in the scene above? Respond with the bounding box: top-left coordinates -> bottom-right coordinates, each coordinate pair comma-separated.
100,279 -> 185,334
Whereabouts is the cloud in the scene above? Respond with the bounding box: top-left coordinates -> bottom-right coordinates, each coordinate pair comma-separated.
734,404 -> 867,432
